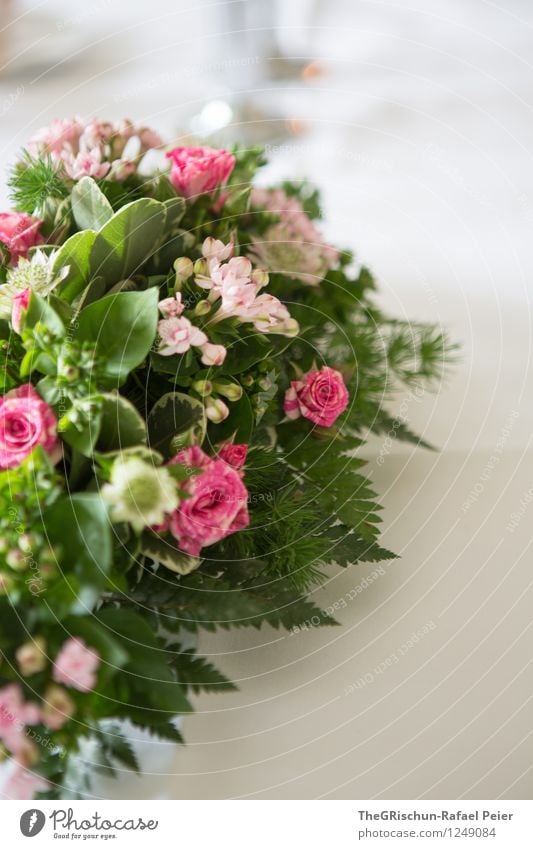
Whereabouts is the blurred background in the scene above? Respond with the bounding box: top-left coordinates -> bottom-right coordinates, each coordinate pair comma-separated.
0,0 -> 532,800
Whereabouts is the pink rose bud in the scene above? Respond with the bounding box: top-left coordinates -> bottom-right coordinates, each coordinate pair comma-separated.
217,442 -> 248,470
0,213 -> 43,265
166,146 -> 235,199
0,385 -> 60,470
11,287 -> 31,334
284,366 -> 349,428
53,637 -> 100,693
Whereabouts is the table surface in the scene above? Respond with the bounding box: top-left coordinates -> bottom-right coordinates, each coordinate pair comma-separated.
0,0 -> 532,800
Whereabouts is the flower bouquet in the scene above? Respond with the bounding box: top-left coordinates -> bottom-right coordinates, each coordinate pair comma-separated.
0,118 -> 450,799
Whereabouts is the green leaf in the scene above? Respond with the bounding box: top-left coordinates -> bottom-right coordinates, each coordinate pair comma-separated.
163,196 -> 186,229
53,230 -> 97,302
90,198 -> 166,287
208,390 -> 253,443
96,393 -> 147,452
147,391 -> 205,458
45,494 -> 112,613
77,288 -> 158,383
140,532 -> 199,575
24,291 -> 65,338
166,647 -> 237,693
71,177 -> 113,231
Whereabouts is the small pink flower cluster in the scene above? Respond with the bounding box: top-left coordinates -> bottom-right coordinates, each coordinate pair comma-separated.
0,385 -> 60,470
166,146 -> 235,199
157,292 -> 226,365
0,213 -> 42,265
155,444 -> 249,556
284,366 -> 349,428
28,117 -> 163,182
250,188 -> 339,285
0,638 -> 100,799
196,238 -> 299,337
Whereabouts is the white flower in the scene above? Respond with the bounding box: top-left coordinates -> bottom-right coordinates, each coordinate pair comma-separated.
0,250 -> 68,320
102,457 -> 178,532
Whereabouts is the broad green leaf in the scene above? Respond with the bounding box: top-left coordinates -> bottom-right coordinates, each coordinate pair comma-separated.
90,198 -> 166,287
24,290 -> 65,337
97,393 -> 147,452
53,230 -> 97,302
71,177 -> 113,231
147,391 -> 205,458
163,196 -> 186,228
45,494 -> 112,613
77,288 -> 158,383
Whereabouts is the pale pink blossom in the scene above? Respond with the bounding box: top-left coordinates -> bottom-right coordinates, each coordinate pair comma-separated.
158,292 -> 184,318
158,316 -> 207,356
29,117 -> 84,154
250,187 -> 339,285
201,237 -> 233,263
166,146 -> 235,199
199,341 -> 227,366
284,366 -> 349,427
2,762 -> 50,800
0,213 -> 43,265
0,685 -> 40,755
53,637 -> 100,693
0,384 -> 60,470
62,147 -> 111,181
236,292 -> 299,336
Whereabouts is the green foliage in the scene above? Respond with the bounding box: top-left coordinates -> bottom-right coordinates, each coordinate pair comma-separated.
8,151 -> 70,214
77,288 -> 158,384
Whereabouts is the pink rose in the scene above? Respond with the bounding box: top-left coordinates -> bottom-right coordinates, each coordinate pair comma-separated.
168,457 -> 249,555
1,762 -> 50,800
0,685 -> 40,756
218,442 -> 248,470
11,287 -> 30,333
0,213 -> 43,265
0,385 -> 60,470
284,366 -> 349,428
53,637 -> 100,693
166,146 -> 235,199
